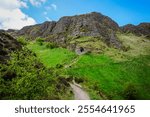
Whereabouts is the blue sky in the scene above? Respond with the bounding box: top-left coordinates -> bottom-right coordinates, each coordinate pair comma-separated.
0,0 -> 150,29
22,0 -> 150,26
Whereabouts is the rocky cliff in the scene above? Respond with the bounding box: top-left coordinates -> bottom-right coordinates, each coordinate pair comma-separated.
0,31 -> 21,63
15,12 -> 122,49
121,23 -> 150,38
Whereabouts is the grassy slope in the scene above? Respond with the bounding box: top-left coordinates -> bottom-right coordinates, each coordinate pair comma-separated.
67,54 -> 150,99
27,42 -> 76,68
117,33 -> 150,57
67,33 -> 150,99
27,33 -> 150,100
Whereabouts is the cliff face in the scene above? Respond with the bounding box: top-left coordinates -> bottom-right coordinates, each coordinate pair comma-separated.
15,12 -> 122,49
17,21 -> 56,38
52,12 -> 119,36
121,23 -> 150,38
6,12 -> 150,53
0,31 -> 21,63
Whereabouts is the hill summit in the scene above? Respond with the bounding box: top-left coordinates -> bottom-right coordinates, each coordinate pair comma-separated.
121,23 -> 150,38
15,12 -> 122,50
6,12 -> 150,53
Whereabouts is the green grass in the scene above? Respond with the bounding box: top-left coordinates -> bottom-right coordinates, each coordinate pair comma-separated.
74,54 -> 112,67
67,54 -> 150,99
101,33 -> 150,61
26,34 -> 150,100
27,42 -> 76,68
117,33 -> 150,57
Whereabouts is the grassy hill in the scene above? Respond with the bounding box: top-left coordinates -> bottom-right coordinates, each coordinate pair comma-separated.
67,54 -> 150,99
25,33 -> 150,100
1,12 -> 150,100
27,42 -> 76,68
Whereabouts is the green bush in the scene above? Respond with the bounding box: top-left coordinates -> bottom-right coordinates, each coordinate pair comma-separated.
56,64 -> 63,68
74,77 -> 84,84
80,26 -> 89,32
46,42 -> 58,49
0,48 -> 71,99
123,45 -> 131,52
36,37 -> 44,45
123,83 -> 138,100
17,36 -> 28,45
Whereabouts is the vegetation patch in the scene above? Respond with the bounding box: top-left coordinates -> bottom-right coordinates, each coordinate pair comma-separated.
26,34 -> 150,100
67,54 -> 150,99
117,33 -> 150,57
27,42 -> 76,68
0,48 -> 72,99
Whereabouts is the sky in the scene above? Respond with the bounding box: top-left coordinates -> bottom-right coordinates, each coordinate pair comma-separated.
0,0 -> 150,30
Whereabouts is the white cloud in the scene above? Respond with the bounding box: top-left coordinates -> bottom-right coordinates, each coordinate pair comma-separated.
0,0 -> 28,9
45,4 -> 57,11
20,1 -> 28,8
43,11 -> 47,15
51,4 -> 57,10
29,0 -> 46,7
45,17 -> 52,21
0,0 -> 36,30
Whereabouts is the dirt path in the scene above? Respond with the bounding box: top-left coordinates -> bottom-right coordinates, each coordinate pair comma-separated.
70,83 -> 90,100
64,56 -> 90,100
64,56 -> 80,68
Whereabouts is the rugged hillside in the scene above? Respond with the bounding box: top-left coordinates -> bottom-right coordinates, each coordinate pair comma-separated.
6,12 -> 150,53
1,12 -> 150,100
0,31 -> 21,63
17,21 -> 56,38
14,12 -> 122,50
121,23 -> 150,38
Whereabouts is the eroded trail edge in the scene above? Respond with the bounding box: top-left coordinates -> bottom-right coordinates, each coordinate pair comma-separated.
70,83 -> 90,100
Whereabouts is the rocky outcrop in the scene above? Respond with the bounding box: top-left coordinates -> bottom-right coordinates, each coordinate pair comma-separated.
17,21 -> 56,39
51,12 -> 121,48
14,12 -> 122,49
0,31 -> 21,63
121,23 -> 150,38
52,12 -> 120,36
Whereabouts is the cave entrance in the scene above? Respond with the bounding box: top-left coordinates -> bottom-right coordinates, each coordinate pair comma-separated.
79,47 -> 84,53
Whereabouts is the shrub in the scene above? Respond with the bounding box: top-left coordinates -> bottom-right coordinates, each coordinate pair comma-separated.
85,50 -> 92,55
56,64 -> 63,68
123,83 -> 138,100
36,37 -> 44,45
80,26 -> 89,32
74,77 -> 84,84
123,45 -> 131,52
0,48 -> 70,99
17,36 -> 28,45
46,42 -> 58,49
